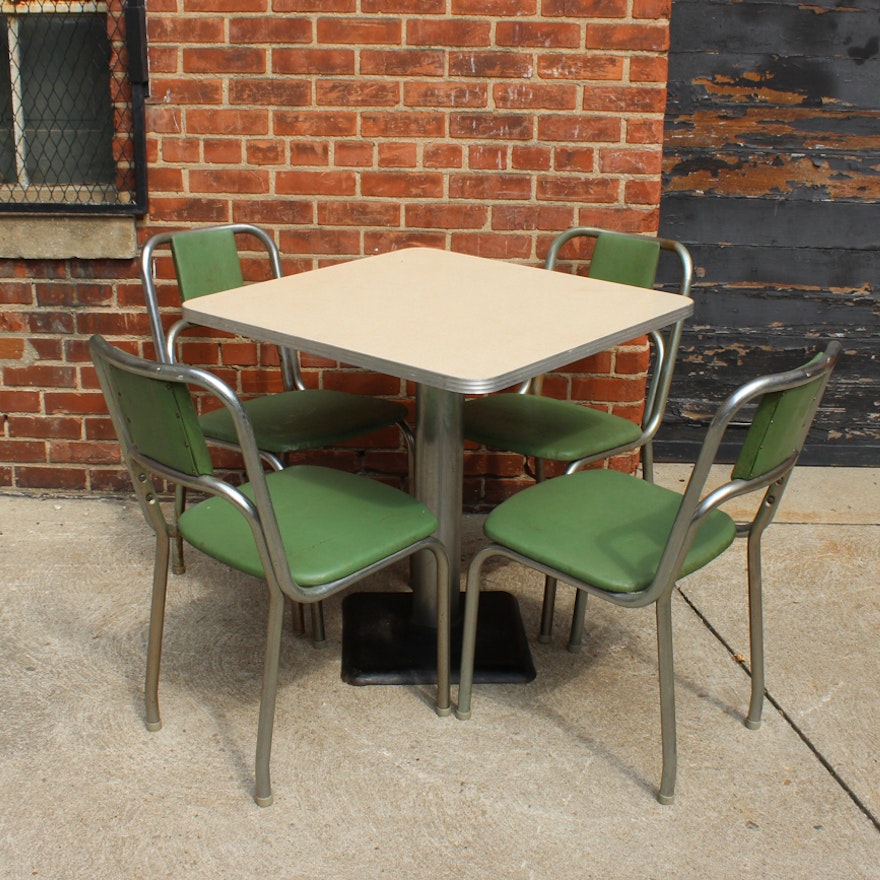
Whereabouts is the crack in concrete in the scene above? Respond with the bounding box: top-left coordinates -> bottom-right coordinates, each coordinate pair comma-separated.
678,584 -> 880,836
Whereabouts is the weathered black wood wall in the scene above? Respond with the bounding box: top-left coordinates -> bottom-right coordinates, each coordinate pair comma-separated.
657,0 -> 879,465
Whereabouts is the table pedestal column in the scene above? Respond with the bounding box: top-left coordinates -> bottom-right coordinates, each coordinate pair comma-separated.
340,386 -> 534,686
411,385 -> 462,626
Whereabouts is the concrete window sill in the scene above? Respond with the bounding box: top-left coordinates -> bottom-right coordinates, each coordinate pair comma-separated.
0,216 -> 137,260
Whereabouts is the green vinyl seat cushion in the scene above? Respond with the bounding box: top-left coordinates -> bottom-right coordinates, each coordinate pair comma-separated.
484,468 -> 737,593
198,390 -> 408,454
463,393 -> 642,462
179,465 -> 437,587
587,233 -> 660,287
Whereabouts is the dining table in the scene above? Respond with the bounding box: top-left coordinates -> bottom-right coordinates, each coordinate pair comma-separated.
181,246 -> 694,685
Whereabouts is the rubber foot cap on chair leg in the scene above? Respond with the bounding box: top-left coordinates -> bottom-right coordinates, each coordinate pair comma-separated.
436,704 -> 452,718
145,720 -> 162,732
254,793 -> 273,808
745,717 -> 762,731
657,792 -> 674,806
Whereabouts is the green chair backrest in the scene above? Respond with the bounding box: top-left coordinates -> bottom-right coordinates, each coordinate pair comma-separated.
589,232 -> 661,290
93,337 -> 215,477
732,354 -> 830,482
171,227 -> 245,301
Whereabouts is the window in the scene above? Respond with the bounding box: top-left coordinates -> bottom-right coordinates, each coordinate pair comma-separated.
0,0 -> 147,214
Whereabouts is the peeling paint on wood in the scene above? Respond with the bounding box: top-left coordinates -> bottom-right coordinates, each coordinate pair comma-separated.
664,153 -> 879,201
665,107 -> 880,152
659,0 -> 879,465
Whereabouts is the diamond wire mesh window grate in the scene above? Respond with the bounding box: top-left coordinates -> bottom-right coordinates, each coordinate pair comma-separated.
0,0 -> 147,214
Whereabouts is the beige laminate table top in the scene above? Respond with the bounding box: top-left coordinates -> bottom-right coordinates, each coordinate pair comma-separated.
182,247 -> 694,394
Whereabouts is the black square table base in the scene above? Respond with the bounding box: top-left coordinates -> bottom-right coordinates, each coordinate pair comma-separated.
341,591 -> 536,686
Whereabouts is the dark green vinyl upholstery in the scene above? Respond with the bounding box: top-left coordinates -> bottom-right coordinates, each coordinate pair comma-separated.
733,354 -> 827,481
463,226 -> 693,650
140,224 -> 413,600
196,385 -> 406,453
180,465 -> 437,586
588,231 -> 660,288
171,227 -> 245,300
484,469 -> 736,593
105,361 -> 213,478
143,224 -> 409,462
463,227 -> 689,469
463,392 -> 642,464
457,342 -> 841,807
90,334 -> 451,808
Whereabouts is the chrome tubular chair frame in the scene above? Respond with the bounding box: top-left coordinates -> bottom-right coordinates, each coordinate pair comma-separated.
140,224 -> 415,643
144,224 -> 303,400
468,227 -> 693,646
541,226 -> 694,481
91,335 -> 450,807
457,341 -> 841,804
539,229 -> 694,645
140,223 -> 415,465
470,226 -> 694,481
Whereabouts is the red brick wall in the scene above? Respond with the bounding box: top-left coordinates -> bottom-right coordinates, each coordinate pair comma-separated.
0,1 -> 670,505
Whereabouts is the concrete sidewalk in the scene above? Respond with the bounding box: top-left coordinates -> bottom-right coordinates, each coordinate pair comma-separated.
1,466 -> 878,879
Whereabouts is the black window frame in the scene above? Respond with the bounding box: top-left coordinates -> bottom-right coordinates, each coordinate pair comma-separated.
0,0 -> 147,215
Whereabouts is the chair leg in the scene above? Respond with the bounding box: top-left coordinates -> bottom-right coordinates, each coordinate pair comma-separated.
254,586 -> 285,807
145,532 -> 171,732
433,543 -> 452,716
567,589 -> 588,653
310,601 -> 326,646
655,593 -> 677,805
641,441 -> 655,483
290,597 -> 306,635
533,459 -> 563,644
538,576 -> 557,643
399,418 -> 416,495
287,598 -> 323,643
745,530 -> 766,730
456,550 -> 489,720
171,484 -> 187,575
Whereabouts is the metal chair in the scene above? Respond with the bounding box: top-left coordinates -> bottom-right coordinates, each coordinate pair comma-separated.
457,341 -> 841,804
90,334 -> 451,807
141,224 -> 414,639
463,227 -> 693,643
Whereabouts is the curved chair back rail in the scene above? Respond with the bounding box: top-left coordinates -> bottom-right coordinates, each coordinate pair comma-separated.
90,334 -> 450,807
463,226 -> 694,646
139,224 -> 289,365
138,223 -> 414,599
139,223 -> 412,439
456,341 -> 841,805
464,226 -> 693,479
